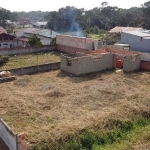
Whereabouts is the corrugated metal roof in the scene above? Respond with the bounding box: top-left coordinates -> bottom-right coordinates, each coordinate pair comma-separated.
15,28 -> 60,38
122,30 -> 150,37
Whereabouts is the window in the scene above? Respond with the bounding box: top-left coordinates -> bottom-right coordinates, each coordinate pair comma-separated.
3,43 -> 8,45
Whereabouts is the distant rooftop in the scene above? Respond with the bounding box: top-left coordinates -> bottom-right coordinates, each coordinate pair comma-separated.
0,26 -> 7,34
37,22 -> 47,26
122,30 -> 150,38
31,21 -> 47,27
15,28 -> 40,37
109,26 -> 143,33
15,28 -> 60,38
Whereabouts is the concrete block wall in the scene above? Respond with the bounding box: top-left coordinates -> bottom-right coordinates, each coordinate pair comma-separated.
61,55 -> 79,75
0,46 -> 56,56
0,119 -> 32,150
0,119 -> 17,150
56,35 -> 98,52
77,53 -> 115,75
123,55 -> 141,72
61,53 -> 115,75
10,62 -> 60,76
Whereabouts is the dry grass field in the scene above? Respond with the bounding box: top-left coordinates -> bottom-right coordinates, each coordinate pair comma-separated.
0,70 -> 150,149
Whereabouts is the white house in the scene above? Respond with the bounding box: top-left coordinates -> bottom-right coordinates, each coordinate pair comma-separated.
121,30 -> 150,52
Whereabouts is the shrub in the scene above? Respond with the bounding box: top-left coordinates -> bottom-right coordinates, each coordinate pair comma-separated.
0,55 -> 9,66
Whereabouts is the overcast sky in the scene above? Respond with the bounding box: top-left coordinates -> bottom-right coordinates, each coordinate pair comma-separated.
0,0 -> 148,12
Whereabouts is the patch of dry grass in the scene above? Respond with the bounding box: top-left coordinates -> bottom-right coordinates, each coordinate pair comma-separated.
0,70 -> 150,146
0,51 -> 60,70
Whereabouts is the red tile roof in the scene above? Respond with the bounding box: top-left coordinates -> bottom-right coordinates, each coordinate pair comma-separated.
0,26 -> 7,34
109,26 -> 143,33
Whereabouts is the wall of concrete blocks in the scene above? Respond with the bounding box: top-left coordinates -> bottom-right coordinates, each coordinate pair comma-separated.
0,119 -> 32,150
56,35 -> 98,52
61,50 -> 141,75
123,55 -> 141,72
0,119 -> 17,150
9,62 -> 60,76
0,46 -> 56,56
61,53 -> 115,75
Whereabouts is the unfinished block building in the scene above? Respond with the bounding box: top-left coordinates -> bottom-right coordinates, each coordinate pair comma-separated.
61,49 -> 141,75
56,35 -> 141,75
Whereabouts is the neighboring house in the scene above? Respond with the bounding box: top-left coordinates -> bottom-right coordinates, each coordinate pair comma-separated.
109,26 -> 144,33
15,28 -> 40,37
15,28 -> 60,46
6,20 -> 17,27
13,38 -> 29,47
21,28 -> 60,45
0,26 -> 28,49
0,33 -> 15,49
0,26 -> 14,48
0,33 -> 29,49
121,30 -> 150,52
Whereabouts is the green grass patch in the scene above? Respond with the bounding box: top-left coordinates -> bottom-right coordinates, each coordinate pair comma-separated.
33,116 -> 150,150
0,51 -> 60,70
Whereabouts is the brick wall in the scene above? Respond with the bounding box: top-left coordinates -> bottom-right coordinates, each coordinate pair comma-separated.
141,60 -> 150,71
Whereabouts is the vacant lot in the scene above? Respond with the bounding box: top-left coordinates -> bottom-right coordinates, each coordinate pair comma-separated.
0,51 -> 60,71
0,70 -> 150,149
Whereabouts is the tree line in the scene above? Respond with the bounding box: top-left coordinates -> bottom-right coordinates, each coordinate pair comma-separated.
46,1 -> 150,33
0,1 -> 150,33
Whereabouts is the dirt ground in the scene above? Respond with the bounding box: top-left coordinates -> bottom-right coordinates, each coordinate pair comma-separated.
0,70 -> 150,145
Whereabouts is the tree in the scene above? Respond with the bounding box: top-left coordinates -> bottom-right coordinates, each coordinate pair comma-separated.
28,35 -> 42,47
142,1 -> 150,29
0,7 -> 10,27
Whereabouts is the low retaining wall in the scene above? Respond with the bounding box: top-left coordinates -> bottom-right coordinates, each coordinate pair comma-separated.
0,119 -> 32,150
0,45 -> 56,56
9,62 -> 60,76
0,119 -> 17,150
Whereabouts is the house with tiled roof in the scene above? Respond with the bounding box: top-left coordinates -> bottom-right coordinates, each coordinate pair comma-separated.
0,26 -> 7,34
0,26 -> 29,49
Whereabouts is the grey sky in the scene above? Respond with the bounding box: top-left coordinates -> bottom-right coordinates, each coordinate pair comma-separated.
0,0 -> 148,12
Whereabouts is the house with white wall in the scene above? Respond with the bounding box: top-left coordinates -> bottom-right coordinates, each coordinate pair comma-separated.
21,28 -> 60,45
121,30 -> 150,52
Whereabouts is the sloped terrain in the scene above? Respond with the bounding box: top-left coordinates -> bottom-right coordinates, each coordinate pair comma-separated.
0,70 -> 150,148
